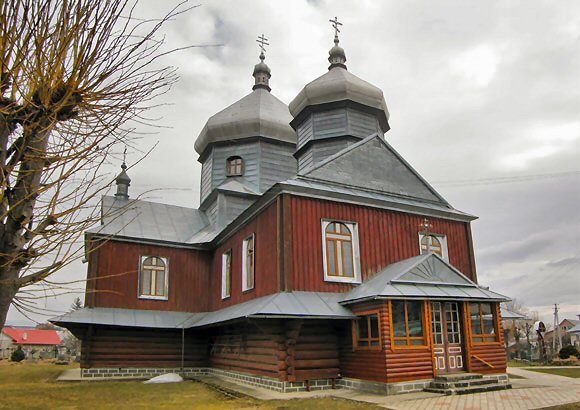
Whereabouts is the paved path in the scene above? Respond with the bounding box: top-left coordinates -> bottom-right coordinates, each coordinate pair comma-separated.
58,367 -> 580,409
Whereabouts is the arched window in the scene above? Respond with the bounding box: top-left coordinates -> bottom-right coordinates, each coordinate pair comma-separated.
226,156 -> 243,176
419,233 -> 448,260
139,256 -> 168,299
324,221 -> 355,279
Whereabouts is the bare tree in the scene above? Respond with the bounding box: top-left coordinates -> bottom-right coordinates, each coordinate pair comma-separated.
0,0 -> 198,328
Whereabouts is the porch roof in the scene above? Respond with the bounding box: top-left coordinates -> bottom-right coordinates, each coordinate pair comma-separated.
341,253 -> 509,304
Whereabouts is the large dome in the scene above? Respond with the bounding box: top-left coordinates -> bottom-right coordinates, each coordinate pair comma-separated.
289,66 -> 389,121
195,52 -> 296,155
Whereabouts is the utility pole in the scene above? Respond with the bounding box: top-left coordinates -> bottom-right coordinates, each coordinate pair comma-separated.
553,304 -> 561,353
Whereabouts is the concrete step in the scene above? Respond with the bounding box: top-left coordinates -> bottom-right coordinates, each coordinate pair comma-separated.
425,382 -> 512,396
431,377 -> 499,389
433,373 -> 483,382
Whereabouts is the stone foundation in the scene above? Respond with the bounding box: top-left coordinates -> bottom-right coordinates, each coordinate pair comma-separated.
80,367 -> 509,395
80,367 -> 335,393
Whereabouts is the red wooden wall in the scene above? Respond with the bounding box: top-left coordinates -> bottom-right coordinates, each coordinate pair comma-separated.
209,201 -> 279,311
289,196 -> 476,293
87,241 -> 211,312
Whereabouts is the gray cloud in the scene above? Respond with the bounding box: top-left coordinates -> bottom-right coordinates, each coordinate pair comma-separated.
6,0 -> 580,326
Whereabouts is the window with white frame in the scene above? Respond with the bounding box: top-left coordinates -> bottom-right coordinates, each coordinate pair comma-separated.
242,234 -> 255,291
139,256 -> 168,300
221,250 -> 232,299
419,233 -> 448,261
321,220 -> 361,283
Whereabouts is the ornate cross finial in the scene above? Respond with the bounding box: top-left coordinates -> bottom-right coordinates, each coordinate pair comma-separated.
420,217 -> 432,232
329,16 -> 342,44
122,146 -> 127,169
256,34 -> 269,56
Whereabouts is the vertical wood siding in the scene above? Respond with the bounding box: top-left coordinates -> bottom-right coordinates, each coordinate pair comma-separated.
290,196 -> 476,293
89,241 -> 211,312
210,202 -> 279,311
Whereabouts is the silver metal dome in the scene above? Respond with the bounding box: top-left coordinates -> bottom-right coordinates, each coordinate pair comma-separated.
195,88 -> 296,155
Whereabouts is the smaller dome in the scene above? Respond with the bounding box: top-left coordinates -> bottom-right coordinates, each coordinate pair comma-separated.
289,67 -> 390,123
195,89 -> 295,155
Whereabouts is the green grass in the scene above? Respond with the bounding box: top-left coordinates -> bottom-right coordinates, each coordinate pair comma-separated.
0,361 -> 379,410
525,367 -> 580,378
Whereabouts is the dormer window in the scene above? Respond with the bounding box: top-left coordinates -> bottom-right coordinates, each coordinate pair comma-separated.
226,156 -> 244,176
419,233 -> 448,261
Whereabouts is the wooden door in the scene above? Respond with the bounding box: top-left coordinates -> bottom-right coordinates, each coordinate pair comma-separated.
431,301 -> 465,374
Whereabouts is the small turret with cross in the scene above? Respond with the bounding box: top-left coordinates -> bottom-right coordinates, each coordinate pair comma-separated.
328,17 -> 347,69
252,34 -> 272,91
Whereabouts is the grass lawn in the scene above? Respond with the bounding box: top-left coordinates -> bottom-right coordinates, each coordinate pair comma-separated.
0,361 -> 379,410
525,367 -> 580,378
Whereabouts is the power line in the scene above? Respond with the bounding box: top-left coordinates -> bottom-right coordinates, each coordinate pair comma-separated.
432,171 -> 580,187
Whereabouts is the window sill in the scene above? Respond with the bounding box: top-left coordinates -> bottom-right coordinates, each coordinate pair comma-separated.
324,276 -> 361,284
221,295 -> 231,301
138,295 -> 168,301
242,288 -> 255,294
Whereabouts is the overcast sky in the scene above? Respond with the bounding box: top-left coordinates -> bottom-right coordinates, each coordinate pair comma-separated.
7,0 -> 579,326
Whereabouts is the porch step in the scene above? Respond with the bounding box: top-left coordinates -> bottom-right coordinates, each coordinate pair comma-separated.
425,374 -> 512,396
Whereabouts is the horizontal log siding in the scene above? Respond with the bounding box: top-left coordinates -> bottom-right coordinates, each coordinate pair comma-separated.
290,196 -> 475,293
81,327 -> 208,368
210,202 -> 279,310
209,320 -> 284,379
293,320 -> 341,381
465,303 -> 507,374
385,300 -> 435,383
339,302 -> 388,382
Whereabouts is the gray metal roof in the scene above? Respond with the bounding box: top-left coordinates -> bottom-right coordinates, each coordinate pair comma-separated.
87,196 -> 210,245
279,177 -> 476,222
183,291 -> 355,328
289,66 -> 389,122
195,88 -> 296,155
50,292 -> 355,330
50,307 -> 206,329
341,253 -> 509,304
500,306 -> 528,320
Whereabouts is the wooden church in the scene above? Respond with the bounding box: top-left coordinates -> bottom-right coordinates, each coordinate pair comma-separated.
52,23 -> 511,394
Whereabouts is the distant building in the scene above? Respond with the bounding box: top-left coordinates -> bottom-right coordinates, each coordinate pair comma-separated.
544,317 -> 580,348
0,328 -> 62,359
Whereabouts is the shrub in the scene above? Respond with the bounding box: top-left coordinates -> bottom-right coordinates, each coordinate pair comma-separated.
558,344 -> 580,360
10,347 -> 25,362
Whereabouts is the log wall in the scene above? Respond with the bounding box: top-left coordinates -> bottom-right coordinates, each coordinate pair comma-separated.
80,326 -> 208,368
464,302 -> 507,374
339,301 -> 388,382
292,320 -> 341,381
209,320 -> 284,379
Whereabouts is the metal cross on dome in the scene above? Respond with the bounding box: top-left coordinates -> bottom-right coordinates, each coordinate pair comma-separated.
329,16 -> 343,37
256,34 -> 269,54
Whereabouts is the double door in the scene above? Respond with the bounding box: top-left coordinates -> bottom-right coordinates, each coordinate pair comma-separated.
431,301 -> 465,374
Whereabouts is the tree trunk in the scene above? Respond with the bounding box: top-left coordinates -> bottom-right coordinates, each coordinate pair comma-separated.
0,278 -> 17,329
